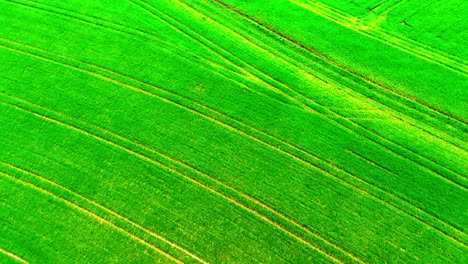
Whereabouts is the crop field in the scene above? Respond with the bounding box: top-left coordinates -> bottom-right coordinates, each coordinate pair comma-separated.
0,0 -> 467,263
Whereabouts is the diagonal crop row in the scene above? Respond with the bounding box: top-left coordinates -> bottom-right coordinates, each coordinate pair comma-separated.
0,247 -> 28,264
128,0 -> 312,107
167,0 -> 467,184
1,95 -> 358,264
181,0 -> 468,174
291,0 -> 468,75
0,48 -> 365,264
6,0 -> 299,107
0,165 -> 186,264
206,0 -> 467,182
10,0 -> 464,175
181,0 -> 467,153
137,0 -> 467,184
211,0 -> 468,137
0,37 -> 465,249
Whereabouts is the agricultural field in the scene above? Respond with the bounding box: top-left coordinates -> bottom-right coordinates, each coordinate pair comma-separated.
0,0 -> 466,263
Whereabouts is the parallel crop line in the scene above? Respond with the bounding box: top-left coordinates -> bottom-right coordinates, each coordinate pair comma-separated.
176,0 -> 333,92
363,0 -> 467,66
376,28 -> 467,66
181,0 -> 468,176
345,149 -> 395,175
2,0 -> 466,261
182,0 -> 467,152
0,161 -> 207,263
292,0 -> 468,75
16,0 -> 300,107
0,170 -> 182,264
1,99 -> 348,264
10,0 -> 466,170
12,0 -> 256,81
1,37 -> 464,246
370,0 -> 409,16
212,0 -> 468,133
6,0 -> 241,81
129,0 -> 307,106
312,100 -> 468,185
0,247 -> 28,264
297,78 -> 468,185
405,121 -> 467,152
5,76 -> 467,250
7,0 -> 299,109
137,0 -> 467,183
4,93 -> 371,263
210,0 -> 468,185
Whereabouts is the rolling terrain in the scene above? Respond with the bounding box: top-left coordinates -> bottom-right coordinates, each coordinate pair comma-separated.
1,0 -> 467,263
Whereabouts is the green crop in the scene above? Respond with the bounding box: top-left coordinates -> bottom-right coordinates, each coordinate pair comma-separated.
1,0 -> 466,263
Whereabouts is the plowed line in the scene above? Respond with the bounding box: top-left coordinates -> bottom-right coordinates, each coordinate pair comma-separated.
345,149 -> 395,175
146,0 -> 466,182
0,248 -> 28,264
292,0 -> 468,75
129,0 -> 305,106
1,99 -> 352,264
0,37 -> 464,246
182,0 -> 467,152
212,0 -> 468,130
14,0 -> 465,173
210,0 -> 467,186
9,0 -> 303,109
0,171 -> 182,264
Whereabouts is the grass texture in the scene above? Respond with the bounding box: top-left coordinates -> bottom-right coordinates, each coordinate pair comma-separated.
0,0 -> 467,263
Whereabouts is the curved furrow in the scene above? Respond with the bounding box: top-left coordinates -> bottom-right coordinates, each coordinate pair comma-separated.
1,97 -> 354,264
292,0 -> 468,75
4,93 -> 465,264
18,1 -> 464,177
0,247 -> 28,264
0,161 -> 209,263
1,162 -> 211,263
128,0 -> 314,106
207,0 -> 468,182
183,0 -> 467,152
0,169 -> 183,264
11,0 -> 245,77
0,37 -> 465,246
157,0 -> 467,185
5,0 -> 300,109
177,0 -> 468,169
212,0 -> 468,134
1,1 -> 466,262
134,1 -> 467,182
300,96 -> 468,186
4,71 -> 467,247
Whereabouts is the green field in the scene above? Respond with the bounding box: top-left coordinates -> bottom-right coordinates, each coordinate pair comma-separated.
0,0 -> 467,263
